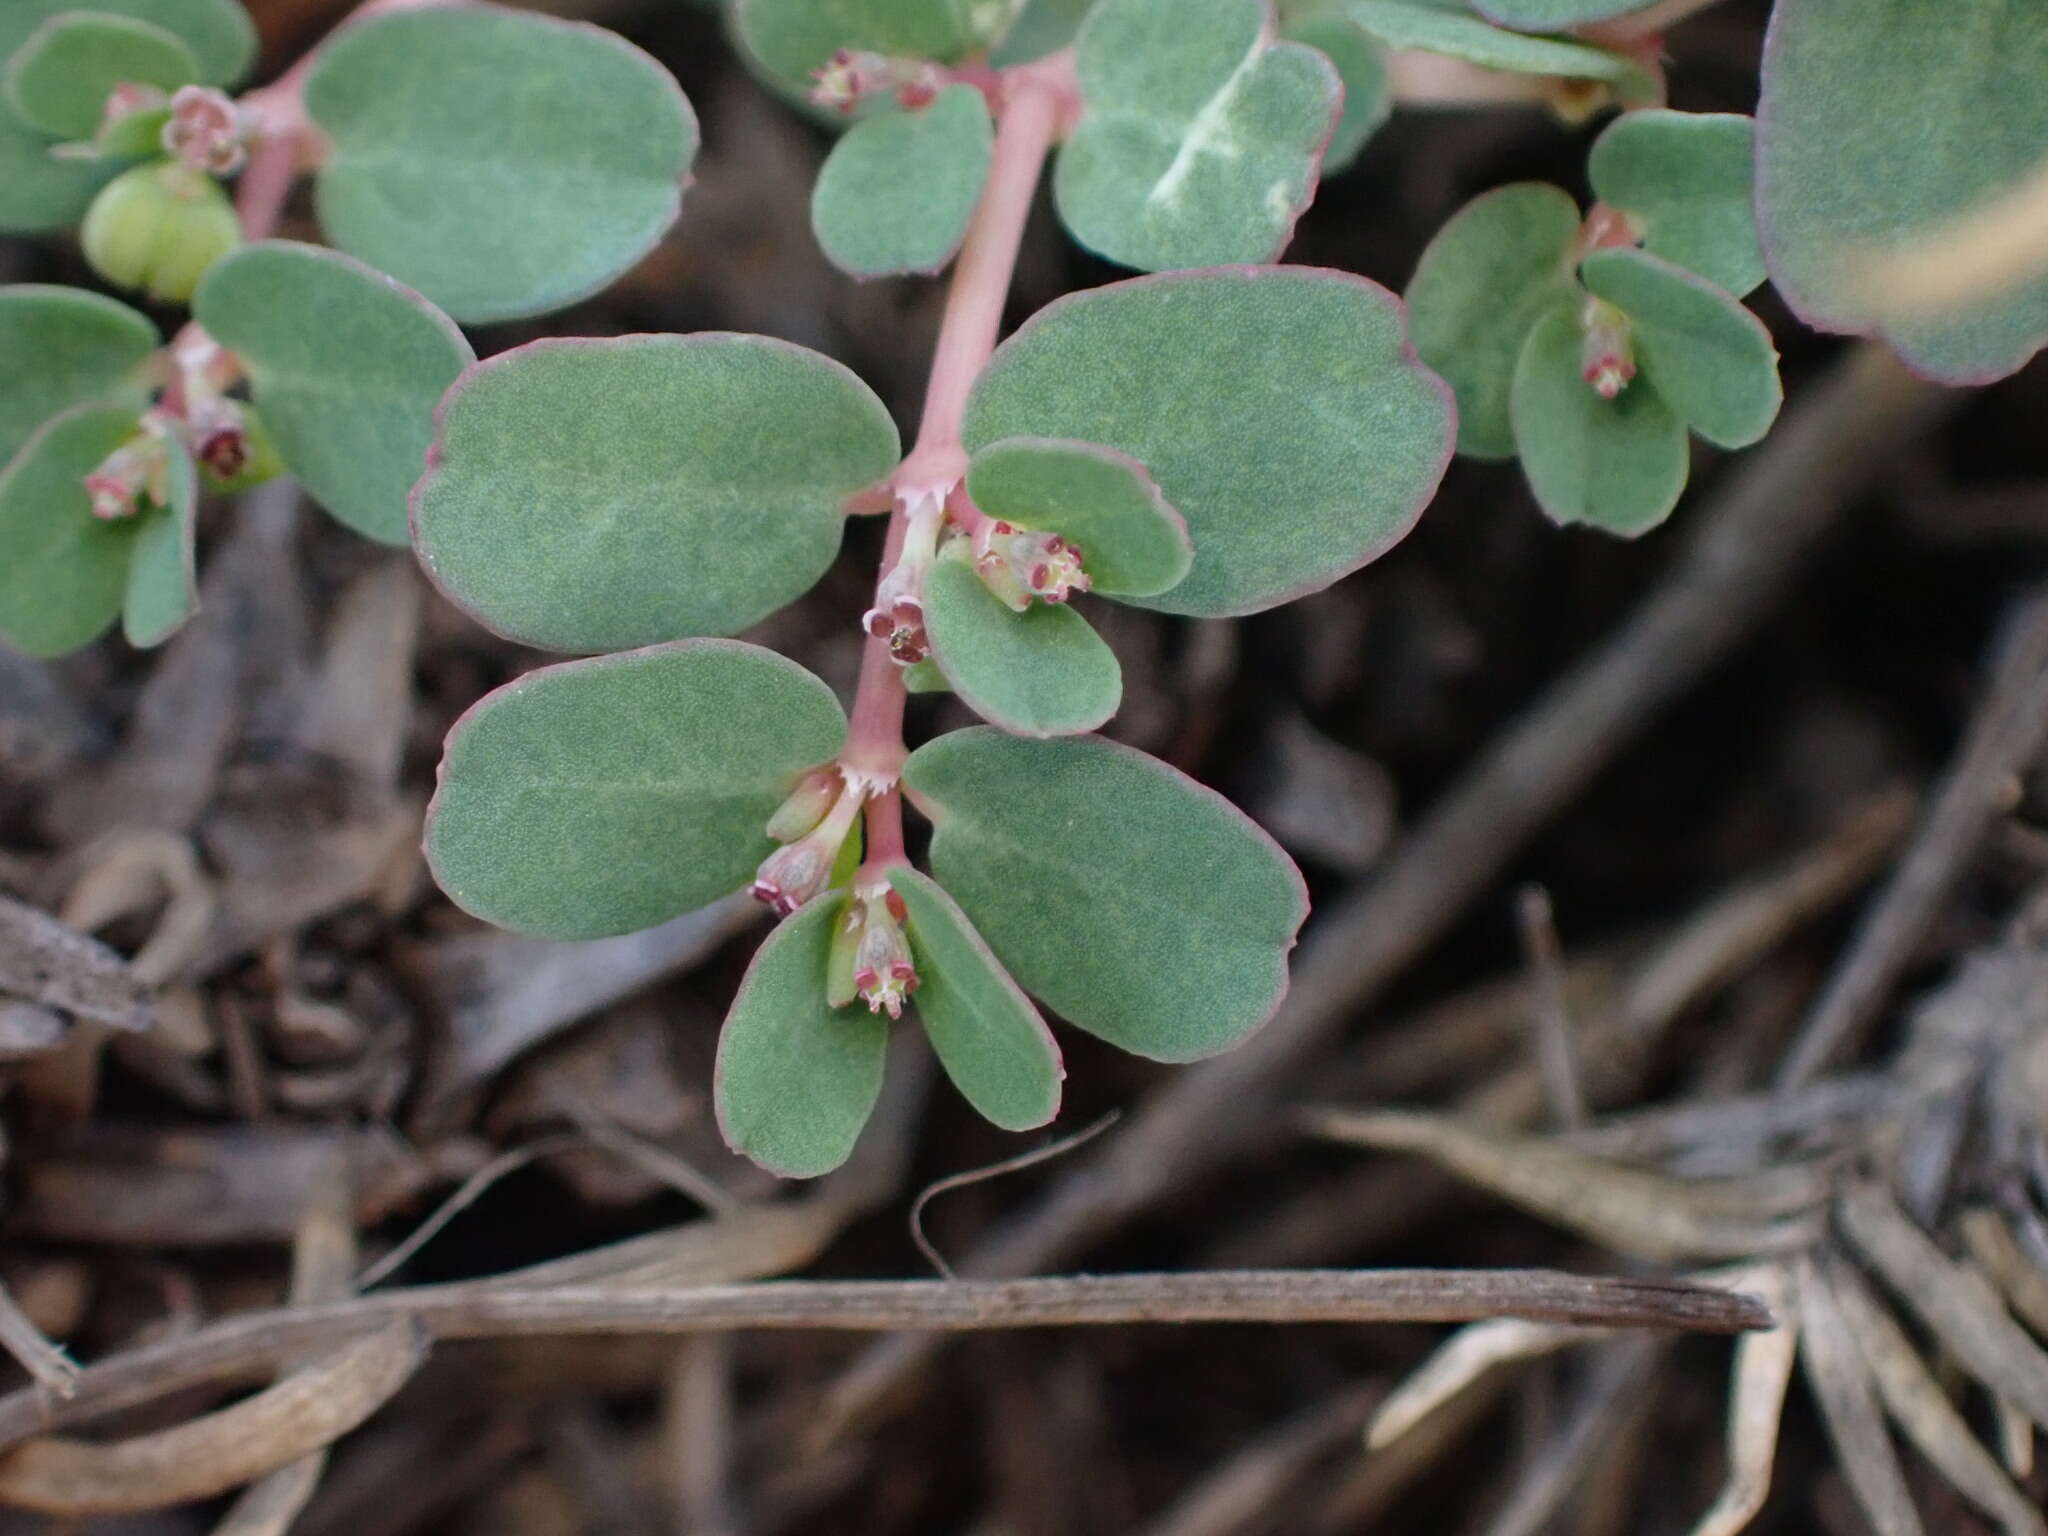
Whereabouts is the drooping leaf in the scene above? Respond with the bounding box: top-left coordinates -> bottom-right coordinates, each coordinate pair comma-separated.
1509,300 -> 1688,536
1580,248 -> 1780,449
904,728 -> 1308,1061
1758,0 -> 2048,383
1472,0 -> 1653,26
736,0 -> 1001,90
715,897 -> 887,1178
890,867 -> 1062,1131
1279,0 -> 1390,173
414,334 -> 899,654
194,242 -> 472,544
0,405 -> 141,657
305,4 -> 697,324
1056,0 -> 1340,272
4,14 -> 198,141
1405,182 -> 1579,460
0,0 -> 252,232
811,84 -> 992,279
990,0 -> 1097,66
963,266 -> 1453,616
923,552 -> 1122,738
1588,110 -> 1761,298
426,640 -> 848,940
1344,0 -> 1647,85
964,436 -> 1192,598
121,430 -> 197,647
0,284 -> 157,471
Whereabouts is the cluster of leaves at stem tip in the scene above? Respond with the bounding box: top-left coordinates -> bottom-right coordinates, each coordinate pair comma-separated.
4,0 -> 2045,1176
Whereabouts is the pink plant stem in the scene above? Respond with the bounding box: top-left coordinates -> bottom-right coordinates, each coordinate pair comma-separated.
842,56 -> 1073,857
233,128 -> 303,239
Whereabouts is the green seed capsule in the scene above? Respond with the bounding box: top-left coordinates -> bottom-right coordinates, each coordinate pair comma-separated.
80,161 -> 240,304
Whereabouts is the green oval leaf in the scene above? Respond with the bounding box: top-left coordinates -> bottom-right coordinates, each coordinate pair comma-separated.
990,0 -> 1097,67
1580,248 -> 1780,450
736,0 -> 998,89
121,427 -> 196,648
1509,299 -> 1688,536
923,552 -> 1122,738
1280,1 -> 1390,173
0,404 -> 142,657
812,84 -> 993,279
1345,0 -> 1644,82
1405,182 -> 1580,460
1471,0 -> 1649,26
306,4 -> 698,324
194,241 -> 473,545
1588,110 -> 1761,299
1056,0 -> 1340,272
715,897 -> 887,1178
5,13 -> 198,140
904,728 -> 1308,1061
426,640 -> 849,940
890,867 -> 1062,1131
415,333 -> 899,655
964,266 -> 1453,616
1759,0 -> 2048,384
0,284 -> 157,470
964,436 -> 1192,598
0,0 -> 252,232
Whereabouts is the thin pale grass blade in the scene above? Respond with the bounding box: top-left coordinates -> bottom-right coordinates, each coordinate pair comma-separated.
0,1279 -> 77,1399
1305,1108 -> 1823,1262
1831,1261 -> 2046,1536
1368,1317 -> 1606,1449
0,1322 -> 425,1516
1794,1254 -> 1924,1536
1838,1180 -> 2048,1428
1961,1206 -> 2048,1340
1685,1263 -> 1798,1536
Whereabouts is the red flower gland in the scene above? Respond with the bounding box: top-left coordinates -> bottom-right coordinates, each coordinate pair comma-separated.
185,394 -> 250,480
162,86 -> 246,176
810,50 -> 946,115
972,521 -> 1090,611
1578,297 -> 1637,401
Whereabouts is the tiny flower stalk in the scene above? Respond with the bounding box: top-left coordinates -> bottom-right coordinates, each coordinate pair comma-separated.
862,488 -> 948,667
83,414 -> 175,521
750,768 -> 870,916
1579,295 -> 1637,400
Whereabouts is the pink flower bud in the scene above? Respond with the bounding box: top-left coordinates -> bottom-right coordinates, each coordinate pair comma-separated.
749,773 -> 865,915
766,767 -> 844,843
162,85 -> 246,175
81,420 -> 173,521
184,394 -> 249,480
849,886 -> 917,1019
809,49 -> 946,114
1579,297 -> 1637,401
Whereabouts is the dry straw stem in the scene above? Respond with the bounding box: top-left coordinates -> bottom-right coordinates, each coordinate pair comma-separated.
818,343 -> 1951,1437
1795,1254 -> 1923,1536
0,1270 -> 1769,1456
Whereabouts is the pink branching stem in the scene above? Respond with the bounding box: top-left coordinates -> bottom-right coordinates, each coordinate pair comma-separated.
233,128 -> 303,239
842,53 -> 1076,863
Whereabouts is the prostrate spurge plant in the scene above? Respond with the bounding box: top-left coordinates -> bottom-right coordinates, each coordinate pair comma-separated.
6,0 -> 2047,1179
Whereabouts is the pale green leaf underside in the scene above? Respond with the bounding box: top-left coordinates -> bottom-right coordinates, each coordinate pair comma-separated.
716,897 -> 887,1178
306,4 -> 698,324
1580,248 -> 1780,450
923,554 -> 1122,738
0,405 -> 142,657
1058,0 -> 1339,273
426,640 -> 848,940
415,333 -> 899,654
1758,0 -> 2048,383
1405,181 -> 1579,460
1279,3 -> 1390,173
1589,110 -> 1761,299
964,436 -> 1192,597
0,0 -> 252,232
121,429 -> 197,647
990,0 -> 1095,66
736,0 -> 1001,89
1344,0 -> 1641,81
194,241 -> 473,545
906,728 -> 1307,1061
902,658 -> 951,694
812,84 -> 993,279
963,267 -> 1453,616
1510,301 -> 1687,536
891,867 -> 1062,1131
5,14 -> 198,141
0,284 -> 157,470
